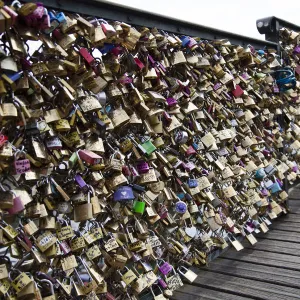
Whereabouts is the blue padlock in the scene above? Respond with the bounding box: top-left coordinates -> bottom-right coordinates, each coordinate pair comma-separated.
274,68 -> 296,92
56,12 -> 66,24
187,178 -> 198,188
99,43 -> 115,54
255,168 -> 266,180
113,186 -> 135,201
270,182 -> 282,194
181,36 -> 190,47
175,201 -> 187,214
43,12 -> 60,34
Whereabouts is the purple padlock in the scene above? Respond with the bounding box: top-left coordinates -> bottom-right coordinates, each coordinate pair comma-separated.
148,55 -> 155,65
183,161 -> 196,172
136,161 -> 150,174
158,277 -> 168,289
260,188 -> 269,196
75,174 -> 89,194
113,186 -> 134,201
188,38 -> 198,49
166,97 -> 178,107
158,261 -> 173,275
293,45 -> 300,54
273,85 -> 280,93
213,82 -> 222,91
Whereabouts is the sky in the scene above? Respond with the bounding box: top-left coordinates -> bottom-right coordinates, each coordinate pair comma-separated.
105,0 -> 300,40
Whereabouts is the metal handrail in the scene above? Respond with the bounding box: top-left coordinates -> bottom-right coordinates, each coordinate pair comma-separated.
23,0 -> 278,49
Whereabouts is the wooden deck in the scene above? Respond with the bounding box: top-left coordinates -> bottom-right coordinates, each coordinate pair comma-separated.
173,186 -> 300,300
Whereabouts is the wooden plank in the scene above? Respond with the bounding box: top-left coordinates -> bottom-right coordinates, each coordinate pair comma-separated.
279,214 -> 300,222
173,285 -> 253,300
205,260 -> 300,288
223,248 -> 300,264
245,240 -> 300,256
192,271 -> 300,300
265,223 -> 300,233
257,230 -> 300,243
253,238 -> 300,250
221,250 -> 300,271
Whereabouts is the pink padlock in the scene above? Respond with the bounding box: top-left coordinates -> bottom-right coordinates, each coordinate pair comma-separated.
3,6 -> 18,25
129,165 -> 139,177
79,48 -> 95,66
14,150 -> 31,174
136,161 -> 150,174
23,5 -> 44,27
100,20 -> 116,37
58,240 -> 71,254
7,193 -> 25,215
31,5 -> 45,19
39,10 -> 51,30
232,84 -> 244,97
78,149 -> 102,165
122,165 -> 131,177
186,146 -> 196,156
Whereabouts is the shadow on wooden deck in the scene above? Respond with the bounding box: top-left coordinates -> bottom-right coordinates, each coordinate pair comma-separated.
173,185 -> 300,300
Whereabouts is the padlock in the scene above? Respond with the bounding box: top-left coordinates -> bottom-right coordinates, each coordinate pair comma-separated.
150,285 -> 167,300
119,267 -> 137,286
177,266 -> 198,283
164,267 -> 183,291
0,183 -> 14,209
9,270 -> 33,293
74,192 -> 93,222
40,279 -> 57,300
132,196 -> 146,214
157,259 -> 173,276
113,186 -> 135,201
136,161 -> 150,174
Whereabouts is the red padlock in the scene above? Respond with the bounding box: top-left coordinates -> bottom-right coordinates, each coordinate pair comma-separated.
0,135 -> 8,148
79,47 -> 95,66
78,149 -> 102,165
232,84 -> 244,97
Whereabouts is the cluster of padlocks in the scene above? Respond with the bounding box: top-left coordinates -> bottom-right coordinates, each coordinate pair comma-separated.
0,1 -> 299,299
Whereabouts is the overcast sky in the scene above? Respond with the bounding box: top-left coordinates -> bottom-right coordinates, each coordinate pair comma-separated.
106,0 -> 300,40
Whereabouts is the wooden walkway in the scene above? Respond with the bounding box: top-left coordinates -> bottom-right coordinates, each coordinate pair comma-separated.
173,187 -> 300,300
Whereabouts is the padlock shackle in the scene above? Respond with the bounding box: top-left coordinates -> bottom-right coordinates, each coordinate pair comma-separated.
40,279 -> 54,295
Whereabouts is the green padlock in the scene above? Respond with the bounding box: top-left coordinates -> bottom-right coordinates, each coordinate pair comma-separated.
68,152 -> 78,168
133,200 -> 146,214
141,140 -> 157,156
